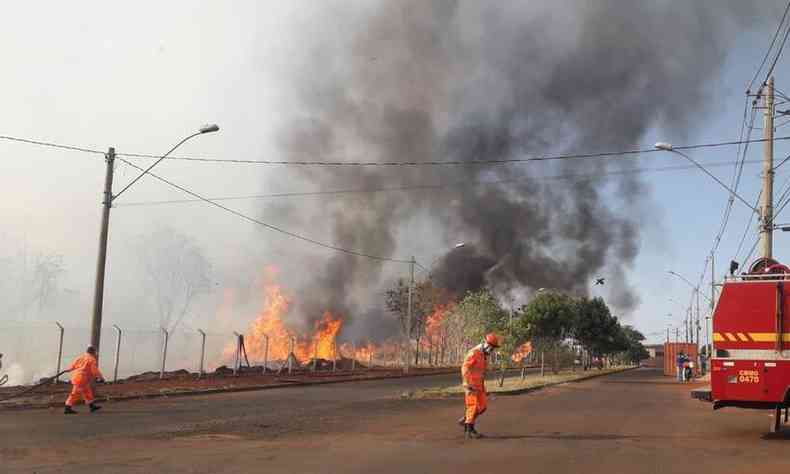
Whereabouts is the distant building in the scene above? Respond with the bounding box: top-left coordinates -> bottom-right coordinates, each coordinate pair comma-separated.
643,344 -> 664,368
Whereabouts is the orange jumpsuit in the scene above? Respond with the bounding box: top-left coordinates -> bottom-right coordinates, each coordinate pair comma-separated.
65,353 -> 103,407
461,345 -> 488,424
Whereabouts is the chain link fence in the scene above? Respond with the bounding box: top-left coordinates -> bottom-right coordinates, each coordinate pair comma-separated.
0,321 -> 449,386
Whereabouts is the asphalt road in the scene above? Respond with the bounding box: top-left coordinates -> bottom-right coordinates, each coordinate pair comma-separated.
3,368 -> 790,473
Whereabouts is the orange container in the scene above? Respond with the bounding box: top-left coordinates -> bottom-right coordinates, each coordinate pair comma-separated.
663,342 -> 699,377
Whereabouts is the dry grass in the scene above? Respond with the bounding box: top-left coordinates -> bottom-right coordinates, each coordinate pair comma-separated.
405,367 -> 628,399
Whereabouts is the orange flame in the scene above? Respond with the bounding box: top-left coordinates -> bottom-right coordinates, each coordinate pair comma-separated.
227,272 -> 412,368
511,342 -> 533,363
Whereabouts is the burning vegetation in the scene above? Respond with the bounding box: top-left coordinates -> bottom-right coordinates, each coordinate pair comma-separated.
231,276 -> 403,367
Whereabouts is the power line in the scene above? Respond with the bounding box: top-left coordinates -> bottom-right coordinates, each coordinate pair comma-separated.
733,190 -> 762,264
763,6 -> 790,86
748,1 -> 790,93
115,158 -> 764,208
2,132 -> 790,167
0,135 -> 104,155
115,136 -> 790,167
115,158 -> 411,264
700,99 -> 757,287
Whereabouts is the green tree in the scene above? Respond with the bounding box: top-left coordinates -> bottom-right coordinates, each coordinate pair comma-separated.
573,297 -> 615,369
620,325 -> 649,365
520,291 -> 576,373
453,289 -> 509,344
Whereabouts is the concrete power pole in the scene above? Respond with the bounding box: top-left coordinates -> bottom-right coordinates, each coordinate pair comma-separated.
695,289 -> 700,351
404,256 -> 415,373
89,147 -> 116,357
760,76 -> 775,259
709,253 -> 715,359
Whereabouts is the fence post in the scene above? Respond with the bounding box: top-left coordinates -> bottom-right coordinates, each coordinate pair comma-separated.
233,332 -> 241,376
262,335 -> 269,375
312,343 -> 318,372
332,339 -> 337,373
112,324 -> 122,383
160,328 -> 169,380
369,348 -> 373,371
54,322 -> 64,384
351,342 -> 356,372
540,351 -> 545,377
197,329 -> 206,378
288,336 -> 295,374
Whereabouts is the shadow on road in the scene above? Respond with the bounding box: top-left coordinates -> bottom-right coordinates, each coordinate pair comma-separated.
485,433 -> 638,441
761,430 -> 790,441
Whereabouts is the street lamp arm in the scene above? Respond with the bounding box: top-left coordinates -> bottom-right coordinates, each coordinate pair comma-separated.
113,125 -> 218,201
668,271 -> 713,304
113,132 -> 201,201
655,144 -> 759,214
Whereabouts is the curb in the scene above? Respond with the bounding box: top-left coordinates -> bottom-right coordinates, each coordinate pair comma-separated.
0,369 -> 460,411
410,366 -> 638,399
494,366 -> 638,396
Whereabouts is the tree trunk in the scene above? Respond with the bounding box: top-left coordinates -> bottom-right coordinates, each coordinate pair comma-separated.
553,345 -> 560,374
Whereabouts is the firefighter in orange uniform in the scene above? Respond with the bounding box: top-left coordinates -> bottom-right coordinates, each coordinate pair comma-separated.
63,346 -> 104,414
459,333 -> 499,438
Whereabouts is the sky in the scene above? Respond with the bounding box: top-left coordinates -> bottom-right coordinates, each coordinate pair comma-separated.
2,1 -> 790,372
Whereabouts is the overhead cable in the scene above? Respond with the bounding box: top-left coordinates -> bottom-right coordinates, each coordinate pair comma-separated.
115,158 -> 412,264
115,158 -> 764,208
115,136 -> 790,167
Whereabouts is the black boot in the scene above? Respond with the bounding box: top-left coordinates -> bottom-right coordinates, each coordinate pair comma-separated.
467,424 -> 483,439
64,406 -> 77,415
89,403 -> 102,413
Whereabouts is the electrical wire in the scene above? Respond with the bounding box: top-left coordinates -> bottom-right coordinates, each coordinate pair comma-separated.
0,135 -> 104,155
115,158 -> 763,208
114,136 -> 790,167
115,158 -> 412,264
748,1 -> 790,93
763,9 -> 790,86
733,190 -> 761,264
698,100 -> 757,287
742,237 -> 761,269
2,132 -> 789,167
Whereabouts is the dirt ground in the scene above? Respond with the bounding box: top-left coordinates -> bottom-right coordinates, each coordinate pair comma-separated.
0,366 -> 456,409
3,369 -> 790,474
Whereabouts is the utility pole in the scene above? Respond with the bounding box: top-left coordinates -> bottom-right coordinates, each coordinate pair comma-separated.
709,252 -> 715,361
696,289 -> 700,349
760,76 -> 775,259
85,125 -> 219,359
405,256 -> 415,374
89,147 -> 115,357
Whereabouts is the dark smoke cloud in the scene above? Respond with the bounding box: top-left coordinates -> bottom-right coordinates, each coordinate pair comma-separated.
269,0 -> 775,331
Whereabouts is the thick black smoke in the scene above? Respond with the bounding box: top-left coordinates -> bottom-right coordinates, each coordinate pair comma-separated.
269,0 -> 774,331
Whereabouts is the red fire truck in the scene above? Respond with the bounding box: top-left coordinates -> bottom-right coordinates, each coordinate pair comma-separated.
700,257 -> 790,432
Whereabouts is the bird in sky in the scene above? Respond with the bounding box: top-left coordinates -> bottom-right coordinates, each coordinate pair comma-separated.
594,278 -> 605,286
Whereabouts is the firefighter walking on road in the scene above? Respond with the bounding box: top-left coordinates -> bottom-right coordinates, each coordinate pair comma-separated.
458,333 -> 499,439
63,346 -> 104,415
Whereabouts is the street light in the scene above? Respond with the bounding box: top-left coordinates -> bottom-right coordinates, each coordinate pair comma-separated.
114,124 -> 220,200
89,125 -> 220,356
654,143 -> 758,214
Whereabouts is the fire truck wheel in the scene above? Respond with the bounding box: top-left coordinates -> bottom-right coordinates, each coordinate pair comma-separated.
771,406 -> 783,433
